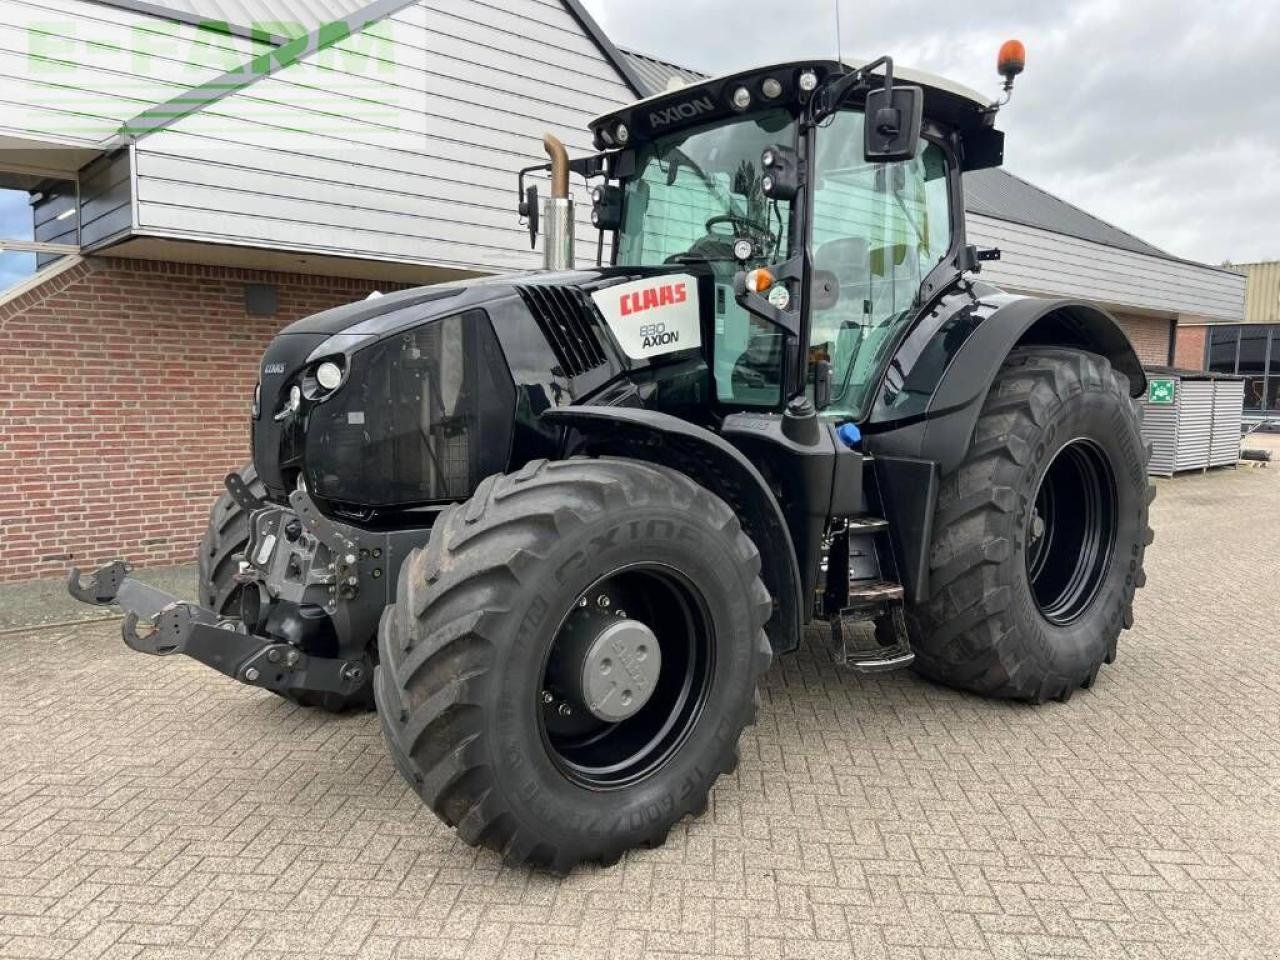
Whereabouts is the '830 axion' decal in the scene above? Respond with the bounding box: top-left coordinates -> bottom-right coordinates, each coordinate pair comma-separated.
590,275 -> 702,361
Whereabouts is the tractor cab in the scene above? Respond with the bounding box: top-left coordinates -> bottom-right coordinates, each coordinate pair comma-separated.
575,57 -> 1008,421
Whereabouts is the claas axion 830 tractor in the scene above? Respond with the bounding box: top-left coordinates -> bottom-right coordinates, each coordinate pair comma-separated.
71,43 -> 1154,871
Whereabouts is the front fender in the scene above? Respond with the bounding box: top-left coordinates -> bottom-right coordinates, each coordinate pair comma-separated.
866,290 -> 1146,475
542,406 -> 804,655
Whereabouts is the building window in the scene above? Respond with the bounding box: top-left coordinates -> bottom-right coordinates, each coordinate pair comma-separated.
0,177 -> 80,296
1207,326 -> 1238,373
1204,324 -> 1280,414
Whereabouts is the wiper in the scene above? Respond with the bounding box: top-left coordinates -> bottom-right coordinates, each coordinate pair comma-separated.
665,147 -> 714,189
891,192 -> 928,249
664,253 -> 734,265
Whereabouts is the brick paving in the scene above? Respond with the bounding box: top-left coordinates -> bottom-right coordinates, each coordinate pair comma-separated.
1,455 -> 1278,959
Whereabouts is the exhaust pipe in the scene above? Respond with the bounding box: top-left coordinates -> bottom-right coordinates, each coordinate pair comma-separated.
542,134 -> 574,271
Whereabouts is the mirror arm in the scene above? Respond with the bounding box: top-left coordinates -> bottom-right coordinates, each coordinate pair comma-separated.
809,55 -> 898,127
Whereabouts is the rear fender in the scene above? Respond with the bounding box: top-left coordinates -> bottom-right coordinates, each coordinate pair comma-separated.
868,294 -> 1146,475
541,406 -> 804,654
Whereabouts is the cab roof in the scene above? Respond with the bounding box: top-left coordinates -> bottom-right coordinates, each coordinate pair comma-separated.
590,58 -> 1005,171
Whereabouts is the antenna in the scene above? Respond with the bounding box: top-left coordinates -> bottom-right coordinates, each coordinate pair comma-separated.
834,0 -> 843,62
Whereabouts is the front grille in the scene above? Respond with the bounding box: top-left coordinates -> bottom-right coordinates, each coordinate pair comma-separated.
516,285 -> 607,377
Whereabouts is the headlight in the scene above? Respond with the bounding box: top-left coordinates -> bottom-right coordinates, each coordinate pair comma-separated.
315,360 -> 343,391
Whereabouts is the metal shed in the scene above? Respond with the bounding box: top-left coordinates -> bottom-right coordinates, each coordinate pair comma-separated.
1140,367 -> 1245,476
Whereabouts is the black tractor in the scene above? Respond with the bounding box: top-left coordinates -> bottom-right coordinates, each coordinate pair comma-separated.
71,46 -> 1153,872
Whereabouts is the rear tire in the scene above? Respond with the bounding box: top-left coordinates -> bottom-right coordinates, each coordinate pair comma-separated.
376,458 -> 773,872
197,463 -> 374,713
907,348 -> 1154,702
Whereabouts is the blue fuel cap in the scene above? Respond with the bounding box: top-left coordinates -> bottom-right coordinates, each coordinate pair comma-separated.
837,423 -> 862,448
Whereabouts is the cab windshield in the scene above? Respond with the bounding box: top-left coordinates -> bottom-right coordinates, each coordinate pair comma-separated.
616,109 -> 797,408
613,107 -> 953,416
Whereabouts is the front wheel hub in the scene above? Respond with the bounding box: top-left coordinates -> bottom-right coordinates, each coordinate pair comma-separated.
540,565 -> 713,790
572,619 -> 662,722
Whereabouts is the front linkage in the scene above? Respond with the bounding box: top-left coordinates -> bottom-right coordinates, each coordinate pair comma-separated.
68,476 -> 417,701
69,559 -> 367,696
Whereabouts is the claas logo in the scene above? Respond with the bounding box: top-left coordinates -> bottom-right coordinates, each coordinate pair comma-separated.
618,282 -> 688,317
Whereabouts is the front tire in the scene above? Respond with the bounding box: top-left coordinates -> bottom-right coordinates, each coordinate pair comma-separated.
907,348 -> 1154,702
376,458 -> 773,872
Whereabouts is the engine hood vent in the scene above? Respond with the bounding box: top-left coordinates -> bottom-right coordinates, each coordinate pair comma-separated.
515,284 -> 607,377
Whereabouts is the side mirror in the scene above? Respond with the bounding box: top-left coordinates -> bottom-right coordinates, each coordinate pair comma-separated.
518,184 -> 539,249
864,85 -> 923,163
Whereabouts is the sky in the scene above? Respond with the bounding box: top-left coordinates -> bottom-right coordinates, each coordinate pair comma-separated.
0,190 -> 35,291
580,0 -> 1279,267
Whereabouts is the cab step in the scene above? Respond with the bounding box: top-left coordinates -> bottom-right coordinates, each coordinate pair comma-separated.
831,606 -> 914,674
821,510 -> 914,673
846,579 -> 904,606
845,516 -> 890,535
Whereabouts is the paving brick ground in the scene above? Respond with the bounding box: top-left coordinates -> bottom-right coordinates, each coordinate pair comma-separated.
1,449 -> 1278,959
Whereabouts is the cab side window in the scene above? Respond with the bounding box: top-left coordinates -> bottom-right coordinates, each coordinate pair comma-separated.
809,111 -> 952,417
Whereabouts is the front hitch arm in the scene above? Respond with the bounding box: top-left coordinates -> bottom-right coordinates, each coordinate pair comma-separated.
67,561 -> 368,696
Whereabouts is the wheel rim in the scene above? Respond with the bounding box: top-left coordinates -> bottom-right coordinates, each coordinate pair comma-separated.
1025,439 -> 1119,625
538,563 -> 714,790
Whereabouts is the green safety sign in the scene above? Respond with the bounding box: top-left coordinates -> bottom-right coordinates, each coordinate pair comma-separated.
1148,378 -> 1176,406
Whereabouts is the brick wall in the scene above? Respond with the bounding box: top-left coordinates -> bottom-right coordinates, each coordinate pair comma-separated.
1115,315 -> 1172,367
0,257 -> 404,583
1173,324 -> 1209,370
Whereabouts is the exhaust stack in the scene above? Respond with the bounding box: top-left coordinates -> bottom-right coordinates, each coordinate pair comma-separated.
542,134 -> 574,271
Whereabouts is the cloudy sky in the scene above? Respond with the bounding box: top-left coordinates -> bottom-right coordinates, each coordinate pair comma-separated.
581,0 -> 1278,266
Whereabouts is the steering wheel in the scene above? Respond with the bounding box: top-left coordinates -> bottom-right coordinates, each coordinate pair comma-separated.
705,214 -> 773,243
661,214 -> 777,265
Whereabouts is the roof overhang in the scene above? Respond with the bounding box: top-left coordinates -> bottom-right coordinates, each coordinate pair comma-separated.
0,134 -> 103,189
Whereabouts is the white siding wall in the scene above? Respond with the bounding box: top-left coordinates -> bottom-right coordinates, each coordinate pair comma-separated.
131,0 -> 634,273
968,213 -> 1245,322
0,0 -> 267,148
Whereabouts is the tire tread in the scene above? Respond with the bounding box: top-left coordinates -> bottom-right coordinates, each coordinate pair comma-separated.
376,458 -> 773,871
909,348 -> 1154,702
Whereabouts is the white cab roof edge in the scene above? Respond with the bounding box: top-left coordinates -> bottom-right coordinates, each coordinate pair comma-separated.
593,57 -> 992,126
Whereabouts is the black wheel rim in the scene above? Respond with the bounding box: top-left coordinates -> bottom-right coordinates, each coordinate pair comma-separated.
538,563 -> 714,790
1025,439 -> 1119,625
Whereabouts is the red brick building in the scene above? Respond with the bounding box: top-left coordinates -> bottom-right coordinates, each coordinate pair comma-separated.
0,259 -> 414,581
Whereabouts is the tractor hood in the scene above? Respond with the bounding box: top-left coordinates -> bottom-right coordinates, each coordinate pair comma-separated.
252,266 -> 717,507
273,265 -> 709,360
